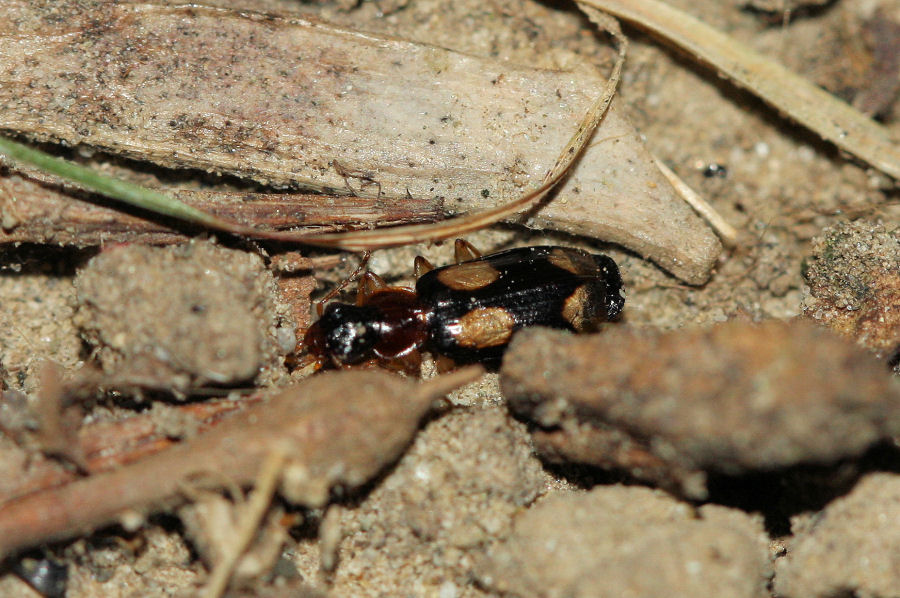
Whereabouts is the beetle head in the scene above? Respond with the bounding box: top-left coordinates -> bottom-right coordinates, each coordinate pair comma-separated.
317,302 -> 381,364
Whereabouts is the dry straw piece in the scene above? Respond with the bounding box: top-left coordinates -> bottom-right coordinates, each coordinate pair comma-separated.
583,0 -> 900,180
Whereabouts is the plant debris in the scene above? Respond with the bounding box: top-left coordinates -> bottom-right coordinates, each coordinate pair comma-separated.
0,393 -> 263,504
0,171 -> 444,245
0,368 -> 482,562
501,320 -> 900,497
585,0 -> 900,180
0,0 -> 722,283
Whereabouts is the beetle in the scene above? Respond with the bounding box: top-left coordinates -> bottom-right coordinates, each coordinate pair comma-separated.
303,240 -> 624,371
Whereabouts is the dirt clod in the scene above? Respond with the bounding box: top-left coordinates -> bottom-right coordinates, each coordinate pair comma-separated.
501,320 -> 900,497
476,485 -> 771,598
801,220 -> 900,370
776,473 -> 900,598
74,240 -> 291,392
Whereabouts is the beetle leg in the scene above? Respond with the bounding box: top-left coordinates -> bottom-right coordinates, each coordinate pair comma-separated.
454,239 -> 482,263
289,351 -> 324,376
391,350 -> 423,376
414,256 -> 435,279
357,271 -> 388,304
433,354 -> 458,374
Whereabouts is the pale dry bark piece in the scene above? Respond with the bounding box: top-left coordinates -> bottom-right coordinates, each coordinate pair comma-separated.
0,1 -> 720,283
0,368 -> 482,560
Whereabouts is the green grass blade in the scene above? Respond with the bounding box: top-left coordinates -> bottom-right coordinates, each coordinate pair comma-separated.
0,135 -> 241,232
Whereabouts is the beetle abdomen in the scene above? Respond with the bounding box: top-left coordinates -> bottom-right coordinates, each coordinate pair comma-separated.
416,246 -> 624,363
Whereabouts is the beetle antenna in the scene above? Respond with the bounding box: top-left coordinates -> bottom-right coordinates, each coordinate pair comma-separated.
315,251 -> 372,316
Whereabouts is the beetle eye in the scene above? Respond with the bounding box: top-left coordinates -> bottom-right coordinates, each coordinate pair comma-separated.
320,304 -> 380,364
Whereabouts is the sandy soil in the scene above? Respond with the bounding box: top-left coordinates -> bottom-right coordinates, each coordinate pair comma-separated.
0,0 -> 898,597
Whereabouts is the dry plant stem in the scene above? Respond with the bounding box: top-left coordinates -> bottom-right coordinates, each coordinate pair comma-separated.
0,173 -> 443,246
200,446 -> 288,598
653,157 -> 739,248
582,0 -> 900,181
0,368 -> 482,560
0,140 -> 440,243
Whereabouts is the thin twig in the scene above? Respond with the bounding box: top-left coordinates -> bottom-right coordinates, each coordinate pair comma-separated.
0,173 -> 442,245
653,156 -> 739,248
0,396 -> 263,507
0,368 -> 482,560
